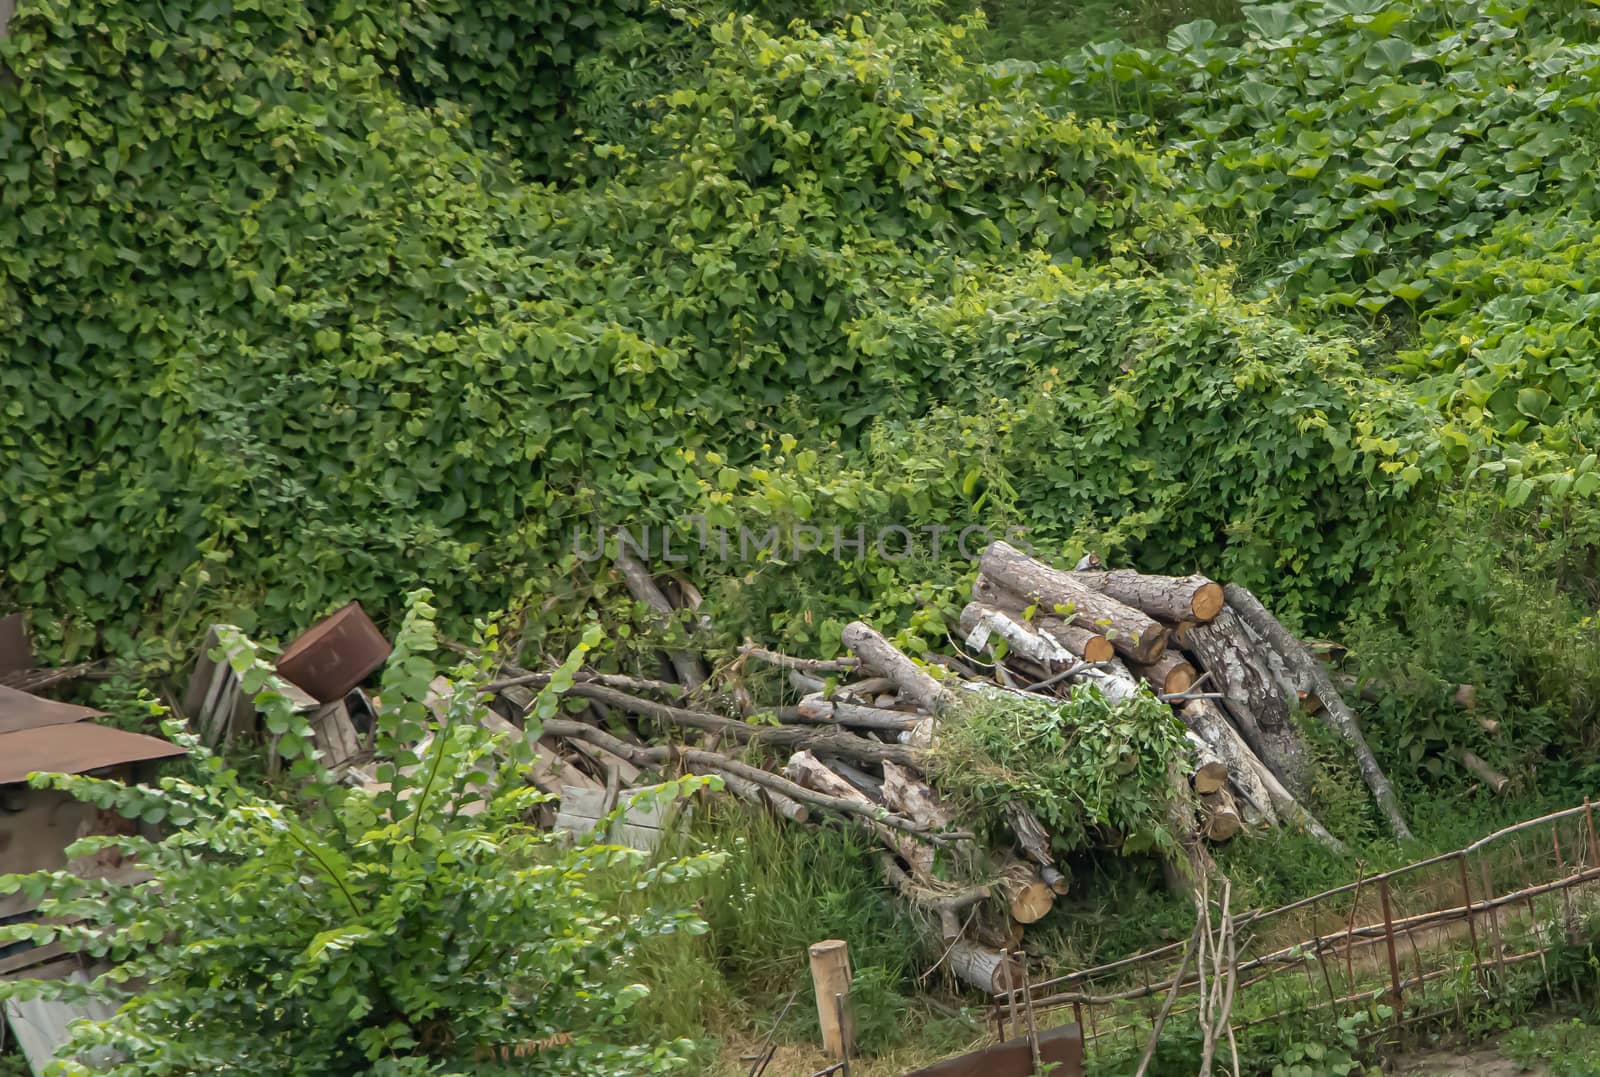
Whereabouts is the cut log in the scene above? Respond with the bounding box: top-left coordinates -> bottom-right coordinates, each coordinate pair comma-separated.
978,542 -> 1167,663
959,602 -> 1074,670
739,643 -> 859,674
1177,700 -> 1276,827
614,546 -> 707,691
1035,618 -> 1116,664
881,762 -> 955,831
1003,801 -> 1068,894
1201,787 -> 1242,842
948,942 -> 1027,995
1186,732 -> 1229,795
1248,753 -> 1346,854
1129,651 -> 1197,697
841,622 -> 958,716
827,758 -> 886,799
1224,584 -> 1413,842
1000,866 -> 1055,925
1460,750 -> 1510,794
1175,610 -> 1313,800
1069,569 -> 1225,623
809,940 -> 854,1059
880,855 -> 991,915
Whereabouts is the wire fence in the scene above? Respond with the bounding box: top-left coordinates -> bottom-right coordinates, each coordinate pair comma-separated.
991,801 -> 1600,1068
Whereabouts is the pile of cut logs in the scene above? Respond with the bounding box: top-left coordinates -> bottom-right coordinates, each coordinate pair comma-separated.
465,541 -> 1412,994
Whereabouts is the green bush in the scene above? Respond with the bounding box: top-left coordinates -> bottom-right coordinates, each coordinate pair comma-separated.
0,594 -> 720,1075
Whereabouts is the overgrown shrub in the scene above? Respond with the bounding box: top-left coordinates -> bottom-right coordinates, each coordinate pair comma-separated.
0,594 -> 720,1075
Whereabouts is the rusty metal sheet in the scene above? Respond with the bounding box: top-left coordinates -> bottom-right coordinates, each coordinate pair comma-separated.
900,1023 -> 1082,1077
0,685 -> 103,734
276,602 -> 392,702
0,614 -> 32,674
0,723 -> 184,784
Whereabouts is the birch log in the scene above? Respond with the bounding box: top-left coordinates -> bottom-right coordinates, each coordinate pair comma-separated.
1069,569 -> 1225,623
948,942 -> 1027,995
978,542 -> 1168,664
1186,732 -> 1229,795
1223,584 -> 1413,842
1004,800 -> 1069,894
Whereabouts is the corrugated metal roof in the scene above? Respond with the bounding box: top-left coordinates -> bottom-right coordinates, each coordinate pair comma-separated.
0,723 -> 184,784
0,685 -> 103,734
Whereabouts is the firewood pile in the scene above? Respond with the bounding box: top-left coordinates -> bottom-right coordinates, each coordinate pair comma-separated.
467,541 -> 1413,994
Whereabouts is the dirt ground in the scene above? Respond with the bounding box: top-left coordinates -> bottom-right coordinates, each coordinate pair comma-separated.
1389,1040 -> 1541,1076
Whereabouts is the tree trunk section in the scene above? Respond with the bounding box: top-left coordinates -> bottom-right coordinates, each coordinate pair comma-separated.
809,940 -> 854,1059
1186,732 -> 1229,795
1223,584 -> 1413,842
1036,617 -> 1115,664
1460,750 -> 1510,794
1129,651 -> 1197,696
1177,700 -> 1277,826
841,621 -> 956,716
978,542 -> 1168,664
1175,609 -> 1314,799
1069,569 -> 1225,623
948,942 -> 1027,995
1201,787 -> 1242,841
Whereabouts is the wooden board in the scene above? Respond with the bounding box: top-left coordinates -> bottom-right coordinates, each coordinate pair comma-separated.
553,783 -> 680,852
900,1022 -> 1082,1077
3,970 -> 119,1072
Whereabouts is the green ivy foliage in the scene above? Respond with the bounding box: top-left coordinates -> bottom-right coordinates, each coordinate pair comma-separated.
0,593 -> 720,1075
1035,0 -> 1600,521
0,0 -> 1197,655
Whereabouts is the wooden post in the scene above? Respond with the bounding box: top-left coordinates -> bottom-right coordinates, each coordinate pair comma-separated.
809,939 -> 854,1058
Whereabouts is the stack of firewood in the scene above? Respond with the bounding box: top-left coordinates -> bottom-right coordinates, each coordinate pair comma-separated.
470,542 -> 1412,993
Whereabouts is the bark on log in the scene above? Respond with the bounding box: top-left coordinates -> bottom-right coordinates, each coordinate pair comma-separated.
1177,701 -> 1277,827
787,750 -> 936,875
1460,750 -> 1510,794
794,694 -> 921,733
827,758 -> 885,799
1069,569 -> 1225,623
1248,753 -> 1346,854
1035,618 -> 1116,664
1003,801 -> 1069,895
978,543 -> 1168,663
1223,584 -> 1413,842
841,622 -> 958,716
948,941 -> 1027,995
1201,787 -> 1242,842
1175,609 -> 1314,800
1129,651 -> 1197,697
1186,732 -> 1229,795
614,547 -> 707,691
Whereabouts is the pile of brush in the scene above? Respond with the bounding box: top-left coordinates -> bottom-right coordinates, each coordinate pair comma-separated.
470,541 -> 1411,992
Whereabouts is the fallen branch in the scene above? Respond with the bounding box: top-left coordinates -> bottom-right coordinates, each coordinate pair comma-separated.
1224,584 -> 1413,842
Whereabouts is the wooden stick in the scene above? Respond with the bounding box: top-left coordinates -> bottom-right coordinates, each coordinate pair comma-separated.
739,642 -> 859,673
1460,750 -> 1510,794
566,681 -> 923,766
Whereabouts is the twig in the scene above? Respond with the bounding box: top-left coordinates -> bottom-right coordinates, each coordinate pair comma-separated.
1132,915 -> 1206,1077
738,642 -> 859,673
747,990 -> 800,1077
1021,660 -> 1111,693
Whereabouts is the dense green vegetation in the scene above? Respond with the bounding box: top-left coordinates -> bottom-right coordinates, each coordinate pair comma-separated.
9,0 -> 1600,1069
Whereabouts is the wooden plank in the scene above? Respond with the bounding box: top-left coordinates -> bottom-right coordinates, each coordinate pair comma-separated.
308,701 -> 360,767
557,785 -> 673,828
551,815 -> 663,852
3,971 -> 118,1072
900,1022 -> 1082,1077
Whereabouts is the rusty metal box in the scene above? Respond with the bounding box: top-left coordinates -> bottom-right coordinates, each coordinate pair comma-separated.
275,602 -> 391,702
